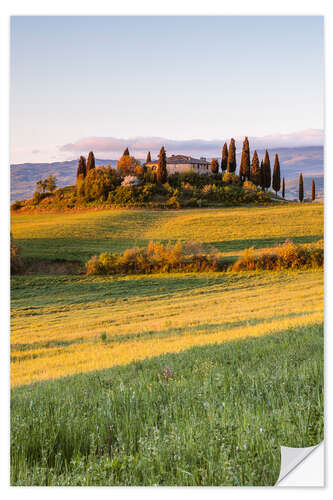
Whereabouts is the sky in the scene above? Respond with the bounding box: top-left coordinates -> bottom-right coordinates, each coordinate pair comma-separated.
10,16 -> 324,163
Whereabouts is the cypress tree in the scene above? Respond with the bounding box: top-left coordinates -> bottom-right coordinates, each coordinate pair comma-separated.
312,179 -> 316,201
227,138 -> 236,173
221,142 -> 228,172
250,151 -> 261,186
210,158 -> 219,175
263,150 -> 271,189
146,151 -> 151,164
86,151 -> 95,174
272,154 -> 281,196
282,177 -> 285,199
239,136 -> 251,181
157,146 -> 167,183
260,160 -> 265,190
299,173 -> 304,202
123,147 -> 130,156
76,155 -> 86,181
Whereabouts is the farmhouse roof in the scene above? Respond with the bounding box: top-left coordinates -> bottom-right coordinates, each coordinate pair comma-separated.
146,155 -> 210,166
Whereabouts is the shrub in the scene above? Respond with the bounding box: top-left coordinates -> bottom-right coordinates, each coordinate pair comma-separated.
232,239 -> 324,271
11,201 -> 22,211
85,241 -> 219,275
222,172 -> 241,185
243,180 -> 258,191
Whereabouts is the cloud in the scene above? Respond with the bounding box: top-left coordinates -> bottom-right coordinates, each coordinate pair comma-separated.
59,129 -> 324,158
31,149 -> 40,154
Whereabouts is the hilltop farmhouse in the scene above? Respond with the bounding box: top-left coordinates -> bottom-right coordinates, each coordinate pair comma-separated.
146,155 -> 211,175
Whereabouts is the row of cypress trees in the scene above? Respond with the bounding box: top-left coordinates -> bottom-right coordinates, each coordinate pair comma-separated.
76,151 -> 96,179
221,136 -> 281,196
298,174 -> 316,202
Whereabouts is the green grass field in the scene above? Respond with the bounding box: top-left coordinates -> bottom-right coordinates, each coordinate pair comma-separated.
10,203 -> 324,485
11,204 -> 323,262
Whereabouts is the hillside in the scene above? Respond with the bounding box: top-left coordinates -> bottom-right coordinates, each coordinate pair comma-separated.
10,146 -> 323,202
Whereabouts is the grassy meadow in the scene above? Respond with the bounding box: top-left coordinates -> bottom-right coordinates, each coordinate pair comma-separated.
10,203 -> 324,485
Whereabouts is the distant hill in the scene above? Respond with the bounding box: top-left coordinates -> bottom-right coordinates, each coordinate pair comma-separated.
10,146 -> 323,202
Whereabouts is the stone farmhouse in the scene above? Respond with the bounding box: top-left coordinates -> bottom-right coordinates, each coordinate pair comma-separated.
146,155 -> 211,175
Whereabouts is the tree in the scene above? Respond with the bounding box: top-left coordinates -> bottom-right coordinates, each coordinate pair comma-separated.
157,146 -> 167,183
123,147 -> 130,157
272,154 -> 281,196
210,158 -> 219,175
117,153 -> 141,177
36,178 -> 47,193
86,151 -> 96,174
146,151 -> 151,164
45,174 -> 57,192
282,177 -> 285,199
221,142 -> 228,172
76,156 -> 86,181
250,150 -> 261,186
260,160 -> 265,190
227,138 -> 236,173
312,179 -> 316,201
263,150 -> 271,190
239,136 -> 251,181
299,173 -> 304,202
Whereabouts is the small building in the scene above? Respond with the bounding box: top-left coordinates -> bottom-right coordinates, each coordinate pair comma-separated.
146,155 -> 211,175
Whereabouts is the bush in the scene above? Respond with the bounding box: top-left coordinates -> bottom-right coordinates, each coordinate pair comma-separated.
85,241 -> 219,275
222,172 -> 241,185
243,180 -> 258,191
10,201 -> 23,211
232,239 -> 324,271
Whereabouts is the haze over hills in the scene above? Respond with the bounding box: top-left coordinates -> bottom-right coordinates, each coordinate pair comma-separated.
10,146 -> 323,202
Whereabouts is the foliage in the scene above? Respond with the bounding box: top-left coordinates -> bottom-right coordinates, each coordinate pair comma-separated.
157,146 -> 167,183
299,173 -> 304,203
86,151 -> 95,175
312,179 -> 316,201
85,241 -> 218,275
226,138 -> 236,173
210,158 -> 219,174
233,239 -> 323,271
263,150 -> 271,189
243,180 -> 257,191
11,201 -> 23,211
272,154 -> 281,195
146,151 -> 151,163
239,136 -> 251,181
282,178 -> 285,199
250,150 -> 261,186
76,156 -> 86,180
45,175 -> 57,193
221,142 -> 228,172
222,172 -> 241,185
117,153 -> 141,177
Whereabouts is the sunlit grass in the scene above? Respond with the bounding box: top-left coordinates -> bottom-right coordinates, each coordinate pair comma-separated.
11,204 -> 323,261
11,271 -> 323,387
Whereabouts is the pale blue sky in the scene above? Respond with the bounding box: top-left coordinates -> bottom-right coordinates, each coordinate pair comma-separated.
10,16 -> 323,163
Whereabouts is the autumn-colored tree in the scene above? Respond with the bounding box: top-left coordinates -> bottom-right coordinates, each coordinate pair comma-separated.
239,136 -> 251,181
157,146 -> 167,183
282,177 -> 285,199
210,158 -> 219,175
263,150 -> 271,189
312,179 -> 316,201
221,142 -> 228,172
76,156 -> 86,181
45,174 -> 57,192
146,151 -> 151,164
250,150 -> 261,186
272,154 -> 281,196
299,173 -> 304,202
86,151 -> 96,174
227,138 -> 236,173
117,152 -> 141,177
